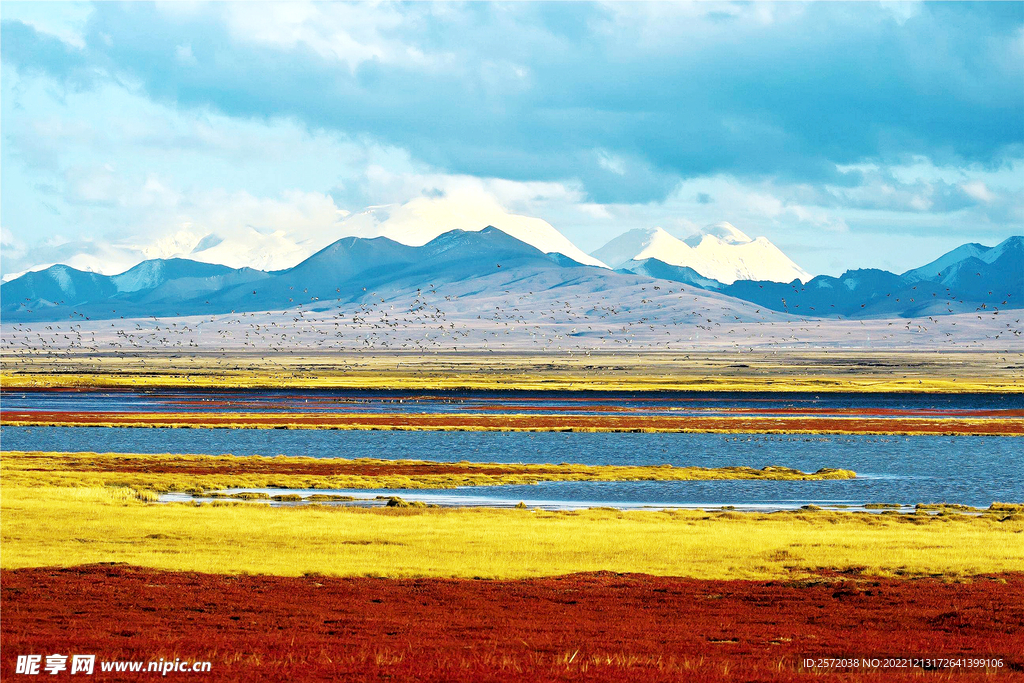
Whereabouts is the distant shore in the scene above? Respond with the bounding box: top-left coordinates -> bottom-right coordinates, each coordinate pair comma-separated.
2,350 -> 1021,393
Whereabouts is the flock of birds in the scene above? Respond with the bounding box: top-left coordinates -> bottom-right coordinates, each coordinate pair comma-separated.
2,273 -> 1020,357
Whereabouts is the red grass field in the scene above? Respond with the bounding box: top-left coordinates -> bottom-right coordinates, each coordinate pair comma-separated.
3,566 -> 1022,681
4,451 -> 573,477
6,451 -> 842,480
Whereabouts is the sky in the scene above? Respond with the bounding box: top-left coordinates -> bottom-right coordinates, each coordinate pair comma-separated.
1,1 -> 1022,280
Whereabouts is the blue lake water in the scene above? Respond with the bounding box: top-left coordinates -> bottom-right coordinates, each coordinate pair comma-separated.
3,426 -> 1020,508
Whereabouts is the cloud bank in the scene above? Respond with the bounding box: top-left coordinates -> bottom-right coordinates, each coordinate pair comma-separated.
1,1 -> 1021,279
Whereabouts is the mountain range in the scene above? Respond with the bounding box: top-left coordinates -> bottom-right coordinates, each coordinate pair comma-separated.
617,236 -> 1022,318
1,228 -> 589,320
2,226 -> 1020,323
2,193 -> 808,285
0,196 -> 607,280
1,188 -> 818,287
592,222 -> 811,284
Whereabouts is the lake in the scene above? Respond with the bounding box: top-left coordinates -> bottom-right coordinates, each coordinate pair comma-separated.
3,425 -> 1019,509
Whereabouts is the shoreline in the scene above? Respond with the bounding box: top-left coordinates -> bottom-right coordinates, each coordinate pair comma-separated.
2,350 -> 1021,394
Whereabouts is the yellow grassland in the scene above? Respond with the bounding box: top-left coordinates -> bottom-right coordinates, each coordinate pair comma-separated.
2,350 -> 1021,393
1,449 -> 1021,580
1,485 -> 1022,580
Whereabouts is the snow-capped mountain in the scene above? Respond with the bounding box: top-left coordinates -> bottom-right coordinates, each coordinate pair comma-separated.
334,195 -> 607,268
593,223 -> 811,284
901,243 -> 990,283
174,228 -> 328,273
902,237 -> 1023,287
592,228 -> 688,272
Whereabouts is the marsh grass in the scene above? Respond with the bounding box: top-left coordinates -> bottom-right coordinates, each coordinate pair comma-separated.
40,486 -> 159,504
915,503 -> 985,512
5,415 -> 1017,437
1,450 -> 855,493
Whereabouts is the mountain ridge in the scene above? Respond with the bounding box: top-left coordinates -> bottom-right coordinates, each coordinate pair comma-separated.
1,227 -> 588,320
2,229 -> 1020,323
617,236 -> 1021,318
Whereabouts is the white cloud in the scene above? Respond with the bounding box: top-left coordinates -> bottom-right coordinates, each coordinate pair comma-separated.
2,2 -> 93,49
1,228 -> 28,278
577,203 -> 613,220
596,150 -> 627,176
130,188 -> 348,270
788,205 -> 849,234
962,180 -> 994,203
218,2 -> 445,71
879,1 -> 922,26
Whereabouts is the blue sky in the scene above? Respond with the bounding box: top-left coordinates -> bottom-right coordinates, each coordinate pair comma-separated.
2,1 -> 1022,278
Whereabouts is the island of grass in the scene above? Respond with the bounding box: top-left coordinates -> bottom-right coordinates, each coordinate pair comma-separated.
5,410 -> 1021,435
2,450 -> 855,493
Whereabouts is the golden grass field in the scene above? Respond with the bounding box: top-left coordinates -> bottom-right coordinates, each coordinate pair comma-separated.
1,450 -> 1021,581
2,485 -> 1022,580
3,350 -> 1022,392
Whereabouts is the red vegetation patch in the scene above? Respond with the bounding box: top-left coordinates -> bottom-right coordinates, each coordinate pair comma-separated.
2,566 -> 1022,682
4,410 -> 1022,435
11,452 -> 564,477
